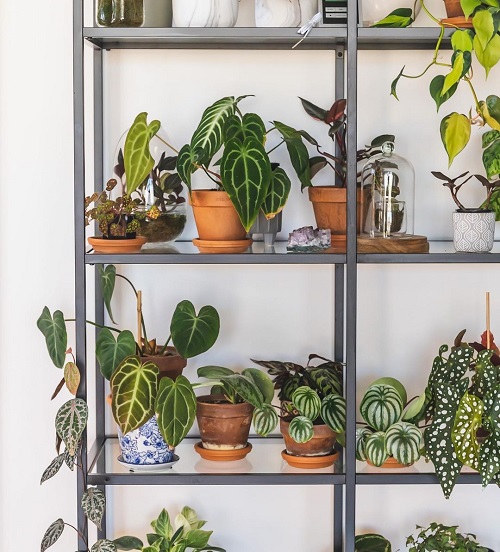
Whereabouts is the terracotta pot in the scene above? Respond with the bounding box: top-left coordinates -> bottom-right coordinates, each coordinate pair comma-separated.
142,346 -> 187,382
196,395 -> 254,450
190,190 -> 247,241
308,187 -> 367,249
280,418 -> 337,457
443,0 -> 464,17
366,456 -> 412,469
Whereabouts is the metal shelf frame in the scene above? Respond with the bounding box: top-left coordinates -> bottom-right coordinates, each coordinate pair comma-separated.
72,3 -> 493,552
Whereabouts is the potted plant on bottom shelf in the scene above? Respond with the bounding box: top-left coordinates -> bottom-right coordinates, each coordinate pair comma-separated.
176,95 -> 313,252
432,171 -> 500,252
407,522 -> 494,551
355,533 -> 392,552
356,377 -> 424,468
252,354 -> 346,468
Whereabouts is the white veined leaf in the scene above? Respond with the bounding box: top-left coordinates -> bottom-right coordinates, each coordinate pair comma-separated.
41,519 -> 65,552
82,487 -> 106,530
91,539 -> 117,552
55,398 -> 88,456
40,454 -> 65,484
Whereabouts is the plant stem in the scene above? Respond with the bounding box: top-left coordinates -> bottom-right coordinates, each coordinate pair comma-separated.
266,140 -> 285,155
64,522 -> 89,550
156,134 -> 179,155
159,335 -> 172,355
65,319 -> 121,334
115,274 -> 149,347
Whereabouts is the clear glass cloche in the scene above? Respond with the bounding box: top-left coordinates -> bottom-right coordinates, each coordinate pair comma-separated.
360,141 -> 415,238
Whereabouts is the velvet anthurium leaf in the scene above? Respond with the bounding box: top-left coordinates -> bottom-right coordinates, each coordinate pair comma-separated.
253,404 -> 279,436
261,167 -> 291,220
440,112 -> 471,166
111,356 -> 159,435
354,533 -> 392,552
474,32 -> 500,77
360,384 -> 403,432
321,394 -> 346,433
41,519 -> 65,552
91,539 -> 117,552
273,120 -> 312,191
176,144 -> 199,190
124,112 -> 160,195
356,428 -> 372,461
170,300 -> 220,359
371,8 -> 414,27
37,307 -> 68,368
219,374 -> 264,408
224,113 -> 266,144
425,380 -> 468,498
63,361 -> 80,395
97,264 -> 116,323
289,415 -> 314,443
113,536 -> 144,551
429,75 -> 458,111
365,431 -> 389,467
96,329 -> 137,381
480,95 -> 500,131
292,386 -> 321,420
155,375 -> 196,447
242,368 -> 274,403
452,392 -> 484,469
307,363 -> 343,396
40,453 -> 66,484
220,136 -> 271,231
81,487 -> 106,530
384,421 -> 422,465
55,398 -> 88,456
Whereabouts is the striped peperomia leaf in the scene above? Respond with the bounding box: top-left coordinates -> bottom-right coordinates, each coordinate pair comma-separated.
384,421 -> 422,466
292,386 -> 321,420
321,394 -> 346,433
288,415 -> 314,443
360,384 -> 403,432
365,431 -> 389,467
253,404 -> 279,437
356,428 -> 372,461
55,398 -> 88,456
155,375 -> 196,447
111,356 -> 159,435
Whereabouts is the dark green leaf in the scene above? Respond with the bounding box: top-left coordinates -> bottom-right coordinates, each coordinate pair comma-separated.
37,307 -> 68,368
96,329 -> 136,381
198,365 -> 235,379
97,264 -> 116,323
113,536 -> 144,551
429,75 -> 458,111
242,368 -> 275,403
354,533 -> 392,552
370,134 -> 396,148
219,374 -> 264,408
371,8 -> 414,27
390,67 -> 405,100
224,113 -> 266,143
298,97 -> 328,121
176,144 -> 198,190
261,167 -> 291,219
273,120 -> 312,190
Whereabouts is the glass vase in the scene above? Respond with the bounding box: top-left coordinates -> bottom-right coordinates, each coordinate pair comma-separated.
96,0 -> 144,27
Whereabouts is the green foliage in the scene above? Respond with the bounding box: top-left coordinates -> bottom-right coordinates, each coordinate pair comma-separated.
355,533 -> 392,552
81,488 -> 106,530
360,384 -> 404,432
37,307 -> 68,369
406,522 -> 491,551
55,398 -> 88,456
371,7 -> 414,27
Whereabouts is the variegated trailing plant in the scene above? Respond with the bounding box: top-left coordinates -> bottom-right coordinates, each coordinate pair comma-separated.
251,354 -> 346,445
390,0 -> 500,180
356,377 -> 425,467
420,329 -> 500,498
176,95 -> 313,232
37,312 -> 113,552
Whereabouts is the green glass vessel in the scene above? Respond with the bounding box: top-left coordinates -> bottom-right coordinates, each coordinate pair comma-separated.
96,0 -> 144,27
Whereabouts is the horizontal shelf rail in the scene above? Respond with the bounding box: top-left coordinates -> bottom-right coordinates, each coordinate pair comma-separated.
357,27 -> 453,50
356,472 -> 483,485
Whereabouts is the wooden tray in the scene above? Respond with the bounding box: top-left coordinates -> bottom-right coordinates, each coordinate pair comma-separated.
357,235 -> 429,253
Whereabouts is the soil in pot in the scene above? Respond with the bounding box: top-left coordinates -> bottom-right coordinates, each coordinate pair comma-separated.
196,395 -> 254,450
138,210 -> 187,245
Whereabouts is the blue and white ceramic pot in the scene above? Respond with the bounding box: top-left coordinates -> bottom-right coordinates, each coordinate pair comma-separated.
118,416 -> 175,465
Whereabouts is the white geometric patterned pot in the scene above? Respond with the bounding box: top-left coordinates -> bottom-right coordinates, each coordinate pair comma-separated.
452,210 -> 495,253
118,416 -> 174,465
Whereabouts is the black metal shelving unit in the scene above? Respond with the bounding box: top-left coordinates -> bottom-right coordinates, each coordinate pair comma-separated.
73,3 -> 497,551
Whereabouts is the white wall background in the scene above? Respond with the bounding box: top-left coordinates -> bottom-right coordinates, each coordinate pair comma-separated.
1,0 -> 500,551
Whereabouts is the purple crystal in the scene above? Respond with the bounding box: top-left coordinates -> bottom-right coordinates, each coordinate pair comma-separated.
287,226 -> 331,252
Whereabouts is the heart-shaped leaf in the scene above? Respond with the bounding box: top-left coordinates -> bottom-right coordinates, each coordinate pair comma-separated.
96,329 -> 136,380
442,51 -> 471,96
473,9 -> 495,50
113,536 -> 144,551
170,300 -> 220,359
97,264 -> 116,323
124,112 -> 160,195
55,398 -> 88,456
111,356 -> 159,435
41,519 -> 65,552
37,307 -> 67,368
63,362 -> 80,395
253,404 -> 279,436
429,75 -> 458,111
482,95 -> 500,131
440,112 -> 471,166
451,29 -> 474,52
474,33 -> 500,77
292,386 -> 321,420
224,113 -> 266,144
155,375 -> 196,447
261,167 -> 291,219
461,0 -> 481,18
40,454 -> 65,484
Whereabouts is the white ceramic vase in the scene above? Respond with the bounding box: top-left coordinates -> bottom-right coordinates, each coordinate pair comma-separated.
452,210 -> 495,253
358,0 -> 421,26
299,0 -> 319,25
255,0 -> 301,27
173,0 -> 238,27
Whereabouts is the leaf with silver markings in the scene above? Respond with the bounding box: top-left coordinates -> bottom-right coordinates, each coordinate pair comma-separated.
41,519 -> 65,552
82,487 -> 106,530
55,398 -> 88,456
40,454 -> 65,484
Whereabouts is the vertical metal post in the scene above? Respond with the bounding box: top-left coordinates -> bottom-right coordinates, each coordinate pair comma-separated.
345,0 -> 358,550
73,0 -> 88,550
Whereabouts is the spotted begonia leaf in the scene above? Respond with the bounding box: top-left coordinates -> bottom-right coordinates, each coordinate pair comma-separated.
480,385 -> 500,485
452,392 -> 483,470
425,380 -> 468,498
471,349 -> 498,397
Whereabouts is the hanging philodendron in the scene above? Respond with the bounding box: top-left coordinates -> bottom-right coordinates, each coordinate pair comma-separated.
422,330 -> 500,498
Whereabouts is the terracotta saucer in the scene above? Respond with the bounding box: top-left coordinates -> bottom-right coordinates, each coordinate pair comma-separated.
192,238 -> 253,254
441,16 -> 473,28
281,449 -> 339,469
88,236 -> 147,254
366,457 -> 411,469
194,442 -> 252,461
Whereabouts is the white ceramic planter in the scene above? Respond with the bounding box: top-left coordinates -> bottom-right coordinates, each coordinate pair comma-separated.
299,0 -> 319,25
452,210 -> 495,253
358,0 -> 421,26
173,0 -> 238,27
255,0 -> 301,27
143,0 -> 172,27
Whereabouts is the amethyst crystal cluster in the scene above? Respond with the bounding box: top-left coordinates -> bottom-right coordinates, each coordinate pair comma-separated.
287,226 -> 331,252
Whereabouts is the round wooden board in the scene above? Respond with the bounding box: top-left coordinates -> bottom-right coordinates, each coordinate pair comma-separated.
357,235 -> 429,254
194,442 -> 252,461
281,449 -> 339,469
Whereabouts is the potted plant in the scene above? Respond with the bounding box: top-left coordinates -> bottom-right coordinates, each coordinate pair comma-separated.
176,95 -> 312,251
299,96 -> 395,249
114,112 -> 187,247
431,171 -> 500,252
356,377 -> 424,468
422,329 -> 500,498
355,533 -> 392,551
252,354 -> 346,467
406,522 -> 494,551
38,264 -> 220,466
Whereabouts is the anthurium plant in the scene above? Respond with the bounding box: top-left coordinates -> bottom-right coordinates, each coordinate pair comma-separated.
421,329 -> 500,498
251,354 -> 346,444
390,0 -> 500,177
110,363 -> 278,448
406,522 -> 493,552
176,95 -> 312,232
356,377 -> 425,467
